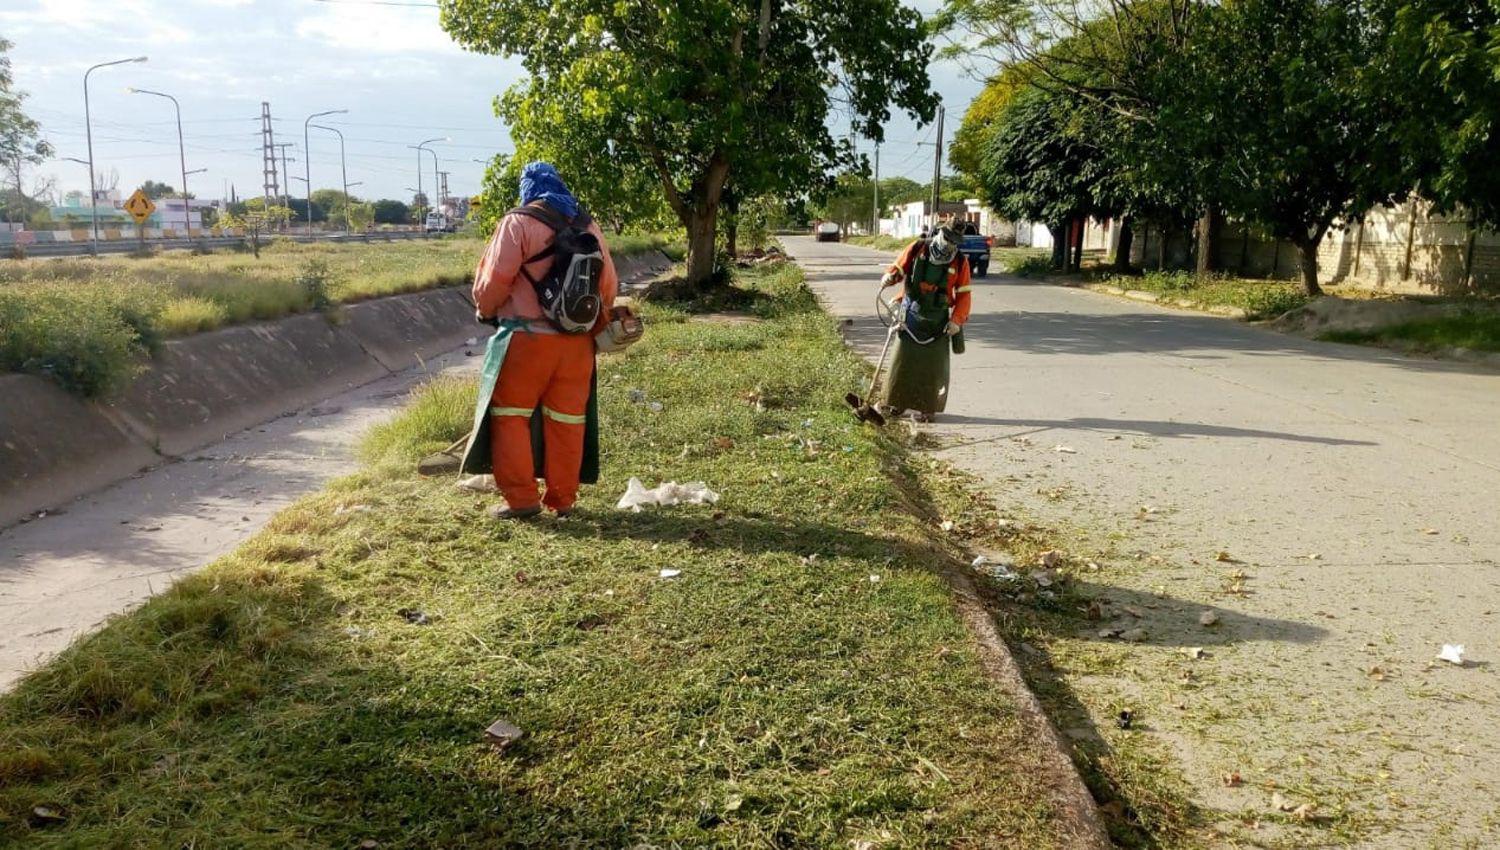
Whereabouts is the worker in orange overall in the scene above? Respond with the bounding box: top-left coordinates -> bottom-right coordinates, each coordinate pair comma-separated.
467,162 -> 619,519
878,225 -> 972,421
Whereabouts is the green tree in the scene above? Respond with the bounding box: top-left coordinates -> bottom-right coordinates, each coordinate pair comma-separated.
1379,0 -> 1500,226
221,204 -> 292,257
372,199 -> 411,225
138,180 -> 176,200
0,37 -> 54,226
949,66 -> 1030,183
347,202 -> 375,231
1179,0 -> 1403,294
441,0 -> 934,288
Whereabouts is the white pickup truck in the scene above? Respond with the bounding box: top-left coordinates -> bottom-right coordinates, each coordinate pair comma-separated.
424,212 -> 455,233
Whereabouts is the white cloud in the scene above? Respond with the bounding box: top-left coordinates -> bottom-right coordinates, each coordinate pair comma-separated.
294,4 -> 459,54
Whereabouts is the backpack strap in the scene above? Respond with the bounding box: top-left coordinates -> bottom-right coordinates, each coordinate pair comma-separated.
508,202 -> 594,270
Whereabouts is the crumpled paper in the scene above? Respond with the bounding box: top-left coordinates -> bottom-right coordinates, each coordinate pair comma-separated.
616,477 -> 720,512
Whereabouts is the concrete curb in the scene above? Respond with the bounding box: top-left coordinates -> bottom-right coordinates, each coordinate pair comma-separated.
1,249 -> 674,529
939,561 -> 1114,849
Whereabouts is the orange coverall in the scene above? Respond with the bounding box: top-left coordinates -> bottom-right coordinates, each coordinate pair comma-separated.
887,239 -> 973,326
473,207 -> 618,512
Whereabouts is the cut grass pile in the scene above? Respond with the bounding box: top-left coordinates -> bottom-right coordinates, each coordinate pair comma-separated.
0,234 -> 680,398
1319,308 -> 1500,353
0,260 -> 1063,847
1102,270 -> 1310,319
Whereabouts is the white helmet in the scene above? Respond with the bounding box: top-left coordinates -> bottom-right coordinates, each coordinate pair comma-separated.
927,226 -> 959,265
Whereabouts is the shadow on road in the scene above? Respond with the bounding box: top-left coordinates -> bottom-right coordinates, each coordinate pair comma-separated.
933,414 -> 1377,447
797,245 -> 1500,379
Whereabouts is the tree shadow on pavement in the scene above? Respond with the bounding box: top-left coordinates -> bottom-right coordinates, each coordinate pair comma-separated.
933,414 -> 1377,447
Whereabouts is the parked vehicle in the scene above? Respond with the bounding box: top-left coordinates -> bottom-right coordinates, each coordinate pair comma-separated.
959,225 -> 992,276
424,212 -> 456,233
814,221 -> 841,242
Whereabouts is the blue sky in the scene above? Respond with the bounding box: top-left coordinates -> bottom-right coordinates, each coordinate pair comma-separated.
4,0 -> 981,206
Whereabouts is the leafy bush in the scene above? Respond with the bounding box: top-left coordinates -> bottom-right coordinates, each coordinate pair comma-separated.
1239,286 -> 1309,319
1007,254 -> 1054,278
296,259 -> 334,310
0,290 -> 146,397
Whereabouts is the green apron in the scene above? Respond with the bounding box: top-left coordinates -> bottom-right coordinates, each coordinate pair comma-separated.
882,254 -> 954,416
459,323 -> 600,484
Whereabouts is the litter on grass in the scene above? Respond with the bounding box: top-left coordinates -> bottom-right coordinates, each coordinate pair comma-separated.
616,477 -> 721,512
659,569 -> 682,579
1437,644 -> 1466,665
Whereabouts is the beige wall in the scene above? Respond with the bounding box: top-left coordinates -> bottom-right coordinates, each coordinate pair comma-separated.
1130,201 -> 1499,294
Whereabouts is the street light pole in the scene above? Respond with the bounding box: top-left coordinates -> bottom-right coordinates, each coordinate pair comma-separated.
311,124 -> 351,234
410,137 -> 446,218
128,87 -> 191,233
304,109 -> 347,233
83,56 -> 147,254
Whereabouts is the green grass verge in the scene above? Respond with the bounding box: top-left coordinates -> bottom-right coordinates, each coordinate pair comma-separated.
0,261 -> 1064,848
1103,270 -> 1310,320
1319,309 -> 1500,353
844,234 -> 912,253
0,234 -> 681,398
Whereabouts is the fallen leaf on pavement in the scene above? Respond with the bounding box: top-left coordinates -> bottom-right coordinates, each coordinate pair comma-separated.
1040,550 -> 1063,568
1222,771 -> 1242,788
1271,792 -> 1295,812
1215,551 -> 1236,563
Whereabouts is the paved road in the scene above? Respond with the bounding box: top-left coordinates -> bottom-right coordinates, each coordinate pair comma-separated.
0,347 -> 479,690
787,236 -> 1500,847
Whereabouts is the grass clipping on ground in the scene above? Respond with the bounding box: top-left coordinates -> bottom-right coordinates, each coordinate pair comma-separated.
0,261 -> 1062,847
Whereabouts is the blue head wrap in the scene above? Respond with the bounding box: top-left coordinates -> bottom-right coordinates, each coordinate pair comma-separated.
518,161 -> 579,219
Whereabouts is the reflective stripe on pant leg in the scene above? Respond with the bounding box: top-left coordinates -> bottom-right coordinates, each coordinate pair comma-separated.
540,406 -> 586,425
490,406 -> 535,417
490,333 -> 559,510
538,335 -> 594,512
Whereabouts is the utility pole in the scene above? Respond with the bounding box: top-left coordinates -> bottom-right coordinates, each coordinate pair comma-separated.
438,170 -> 450,213
304,108 -> 348,233
274,143 -> 296,206
129,88 -> 192,232
872,143 -> 880,237
410,137 -> 444,219
311,124 -> 351,234
929,104 -> 944,232
84,56 -> 147,254
259,102 -> 279,206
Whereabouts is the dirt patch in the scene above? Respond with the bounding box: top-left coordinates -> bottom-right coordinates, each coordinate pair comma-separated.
1270,295 -> 1489,336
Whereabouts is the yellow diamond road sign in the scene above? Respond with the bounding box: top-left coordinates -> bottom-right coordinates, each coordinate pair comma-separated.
124,189 -> 156,225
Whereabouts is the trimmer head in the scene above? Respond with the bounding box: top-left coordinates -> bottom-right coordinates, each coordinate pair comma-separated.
844,392 -> 888,426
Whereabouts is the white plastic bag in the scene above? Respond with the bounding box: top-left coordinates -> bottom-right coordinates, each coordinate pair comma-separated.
616,477 -> 721,512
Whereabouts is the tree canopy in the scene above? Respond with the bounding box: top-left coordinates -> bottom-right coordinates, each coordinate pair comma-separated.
1,37 -> 54,225
441,0 -> 935,286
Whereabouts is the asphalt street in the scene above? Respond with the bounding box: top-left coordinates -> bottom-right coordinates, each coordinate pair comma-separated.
787,234 -> 1500,847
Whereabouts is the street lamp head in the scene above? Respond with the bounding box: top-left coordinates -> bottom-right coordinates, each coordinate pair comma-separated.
126,86 -> 138,94
131,56 -> 148,63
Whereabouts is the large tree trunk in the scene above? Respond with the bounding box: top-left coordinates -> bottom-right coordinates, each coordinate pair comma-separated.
1114,216 -> 1134,273
1195,206 -> 1220,276
1071,219 -> 1084,272
1049,221 -> 1067,270
685,207 -> 719,286
1296,237 -> 1323,296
